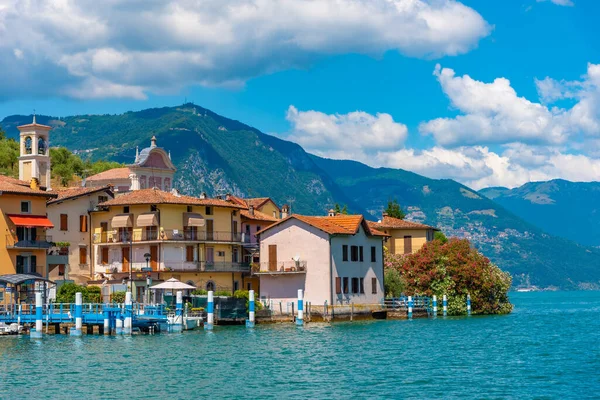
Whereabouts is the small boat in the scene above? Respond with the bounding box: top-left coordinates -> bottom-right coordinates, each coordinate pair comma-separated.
0,322 -> 23,335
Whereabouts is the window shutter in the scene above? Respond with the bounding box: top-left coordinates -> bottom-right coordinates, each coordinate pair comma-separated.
80,215 -> 88,232
343,277 -> 349,294
371,246 -> 376,262
101,248 -> 109,264
360,278 -> 365,294
335,277 -> 341,294
186,246 -> 194,262
60,214 -> 68,231
404,236 -> 412,254
372,278 -> 377,294
359,246 -> 364,262
79,247 -> 87,265
342,245 -> 348,261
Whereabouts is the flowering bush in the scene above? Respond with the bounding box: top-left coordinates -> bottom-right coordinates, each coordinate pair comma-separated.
386,238 -> 513,315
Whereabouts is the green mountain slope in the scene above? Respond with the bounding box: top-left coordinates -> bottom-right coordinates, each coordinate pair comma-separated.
310,156 -> 600,290
480,180 -> 600,247
3,105 -> 600,289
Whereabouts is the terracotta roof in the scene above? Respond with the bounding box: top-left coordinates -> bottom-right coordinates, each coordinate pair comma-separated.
98,188 -> 246,208
241,209 -> 279,222
257,214 -> 388,237
18,122 -> 52,130
0,175 -> 57,198
48,186 -> 113,205
368,216 -> 438,231
86,167 -> 130,182
227,195 -> 280,211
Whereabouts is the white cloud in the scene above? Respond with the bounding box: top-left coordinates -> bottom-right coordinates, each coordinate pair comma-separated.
537,0 -> 574,6
286,105 -> 408,159
0,0 -> 491,100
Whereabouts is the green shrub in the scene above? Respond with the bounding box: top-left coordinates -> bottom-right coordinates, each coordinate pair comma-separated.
111,291 -> 126,303
214,290 -> 232,297
234,289 -> 263,311
192,289 -> 208,295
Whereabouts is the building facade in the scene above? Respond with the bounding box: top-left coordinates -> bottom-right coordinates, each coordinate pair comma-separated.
90,189 -> 252,300
257,214 -> 387,306
46,186 -> 114,284
368,214 -> 437,255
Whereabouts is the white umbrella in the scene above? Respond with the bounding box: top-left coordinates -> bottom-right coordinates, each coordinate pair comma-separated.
149,277 -> 196,290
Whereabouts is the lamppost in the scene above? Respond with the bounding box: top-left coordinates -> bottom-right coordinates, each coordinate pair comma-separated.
144,252 -> 151,305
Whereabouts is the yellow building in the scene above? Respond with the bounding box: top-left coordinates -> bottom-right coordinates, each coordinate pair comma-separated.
90,188 -> 252,301
368,214 -> 437,255
0,175 -> 57,286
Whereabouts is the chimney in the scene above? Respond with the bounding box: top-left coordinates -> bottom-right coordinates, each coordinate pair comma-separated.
249,205 -> 254,216
30,177 -> 39,191
328,209 -> 335,217
382,212 -> 388,218
281,204 -> 289,219
200,192 -> 207,199
150,136 -> 157,148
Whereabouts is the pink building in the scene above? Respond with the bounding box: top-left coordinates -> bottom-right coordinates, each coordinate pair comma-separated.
256,213 -> 388,306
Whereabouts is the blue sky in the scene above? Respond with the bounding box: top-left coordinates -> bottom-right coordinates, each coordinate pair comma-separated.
1,0 -> 599,189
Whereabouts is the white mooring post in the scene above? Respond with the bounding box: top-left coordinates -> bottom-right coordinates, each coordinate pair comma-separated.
172,290 -> 183,333
124,292 -> 132,335
467,294 -> 472,316
296,289 -> 304,326
246,290 -> 255,328
443,295 -> 448,317
116,316 -> 123,335
205,291 -> 214,330
432,295 -> 438,317
103,307 -> 110,335
71,292 -> 83,336
30,292 -> 43,338
408,296 -> 413,319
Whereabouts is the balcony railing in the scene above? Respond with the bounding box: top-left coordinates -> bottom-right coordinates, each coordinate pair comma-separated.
97,261 -> 251,274
93,230 -> 243,244
255,260 -> 307,274
6,234 -> 53,249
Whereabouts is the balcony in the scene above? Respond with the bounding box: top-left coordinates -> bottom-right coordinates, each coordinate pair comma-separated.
6,234 -> 53,250
93,230 -> 243,244
255,260 -> 307,275
97,261 -> 251,274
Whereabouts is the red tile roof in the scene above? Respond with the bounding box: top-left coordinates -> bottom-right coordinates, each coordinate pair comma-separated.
228,195 -> 280,211
257,214 -> 388,237
48,186 -> 113,204
98,188 -> 246,208
0,175 -> 57,198
86,167 -> 130,182
368,216 -> 437,230
240,209 -> 279,222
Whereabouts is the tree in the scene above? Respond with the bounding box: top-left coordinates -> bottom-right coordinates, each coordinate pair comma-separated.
385,199 -> 406,219
333,204 -> 348,215
385,238 -> 513,315
434,231 -> 448,244
0,137 -> 19,177
384,268 -> 405,297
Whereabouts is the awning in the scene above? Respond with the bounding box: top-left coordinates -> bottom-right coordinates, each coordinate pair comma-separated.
8,215 -> 54,228
183,212 -> 205,227
137,212 -> 158,227
111,214 -> 132,228
0,274 -> 54,285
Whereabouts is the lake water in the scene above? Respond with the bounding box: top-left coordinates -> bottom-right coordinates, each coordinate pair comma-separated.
1,291 -> 599,399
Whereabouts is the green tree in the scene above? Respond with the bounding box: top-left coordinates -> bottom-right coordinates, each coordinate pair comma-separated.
50,147 -> 85,186
0,137 -> 19,177
434,231 -> 448,244
384,268 -> 405,297
333,203 -> 348,215
385,199 -> 406,219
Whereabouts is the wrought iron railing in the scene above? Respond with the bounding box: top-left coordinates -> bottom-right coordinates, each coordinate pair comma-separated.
6,234 -> 53,249
93,230 -> 243,243
256,260 -> 307,273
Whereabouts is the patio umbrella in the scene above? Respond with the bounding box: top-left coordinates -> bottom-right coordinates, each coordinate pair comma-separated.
149,277 -> 196,291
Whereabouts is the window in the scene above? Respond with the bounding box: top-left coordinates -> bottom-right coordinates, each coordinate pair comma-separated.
20,201 -> 31,214
150,205 -> 157,212
60,214 -> 68,231
38,138 -> 46,155
343,277 -> 349,294
350,246 -> 358,262
233,281 -> 239,291
371,246 -> 376,262
123,206 -> 130,213
139,176 -> 147,189
206,206 -> 213,215
372,278 -> 378,294
187,206 -> 193,212
186,246 -> 194,262
335,277 -> 341,294
24,136 -> 32,154
359,246 -> 364,262
79,247 -> 87,265
79,215 -> 88,232
247,282 -> 252,290
232,210 -> 237,216
101,247 -> 109,264
206,281 -> 215,291
360,278 -> 365,294
98,195 -> 108,204
342,245 -> 348,261
351,277 -> 359,294
217,251 -> 225,257
232,247 -> 239,263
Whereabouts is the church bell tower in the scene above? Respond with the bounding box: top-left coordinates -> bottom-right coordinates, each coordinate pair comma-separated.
18,115 -> 52,190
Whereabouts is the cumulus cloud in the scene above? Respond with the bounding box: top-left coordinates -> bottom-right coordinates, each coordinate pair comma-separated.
0,0 -> 491,100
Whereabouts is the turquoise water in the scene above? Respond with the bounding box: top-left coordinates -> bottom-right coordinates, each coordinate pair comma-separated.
1,291 -> 599,399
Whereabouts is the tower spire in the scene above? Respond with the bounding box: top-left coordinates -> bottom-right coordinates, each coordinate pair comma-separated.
32,109 -> 36,124
135,146 -> 139,163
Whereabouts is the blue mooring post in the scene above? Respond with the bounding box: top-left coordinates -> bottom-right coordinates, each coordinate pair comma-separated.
467,294 -> 472,316
30,292 -> 43,339
172,290 -> 183,333
205,291 -> 214,330
432,295 -> 438,317
443,295 -> 448,317
70,292 -> 83,336
246,289 -> 255,328
408,296 -> 413,319
296,289 -> 304,326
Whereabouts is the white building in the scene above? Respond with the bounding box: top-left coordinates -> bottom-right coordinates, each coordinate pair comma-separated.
17,116 -> 51,189
256,213 -> 388,306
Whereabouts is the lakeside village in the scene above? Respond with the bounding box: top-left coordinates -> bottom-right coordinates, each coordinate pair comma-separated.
0,118 -> 511,336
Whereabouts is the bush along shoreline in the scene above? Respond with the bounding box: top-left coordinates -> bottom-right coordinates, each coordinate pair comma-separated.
385,236 -> 513,315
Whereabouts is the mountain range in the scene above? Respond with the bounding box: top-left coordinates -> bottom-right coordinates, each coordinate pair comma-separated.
2,104 -> 599,290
